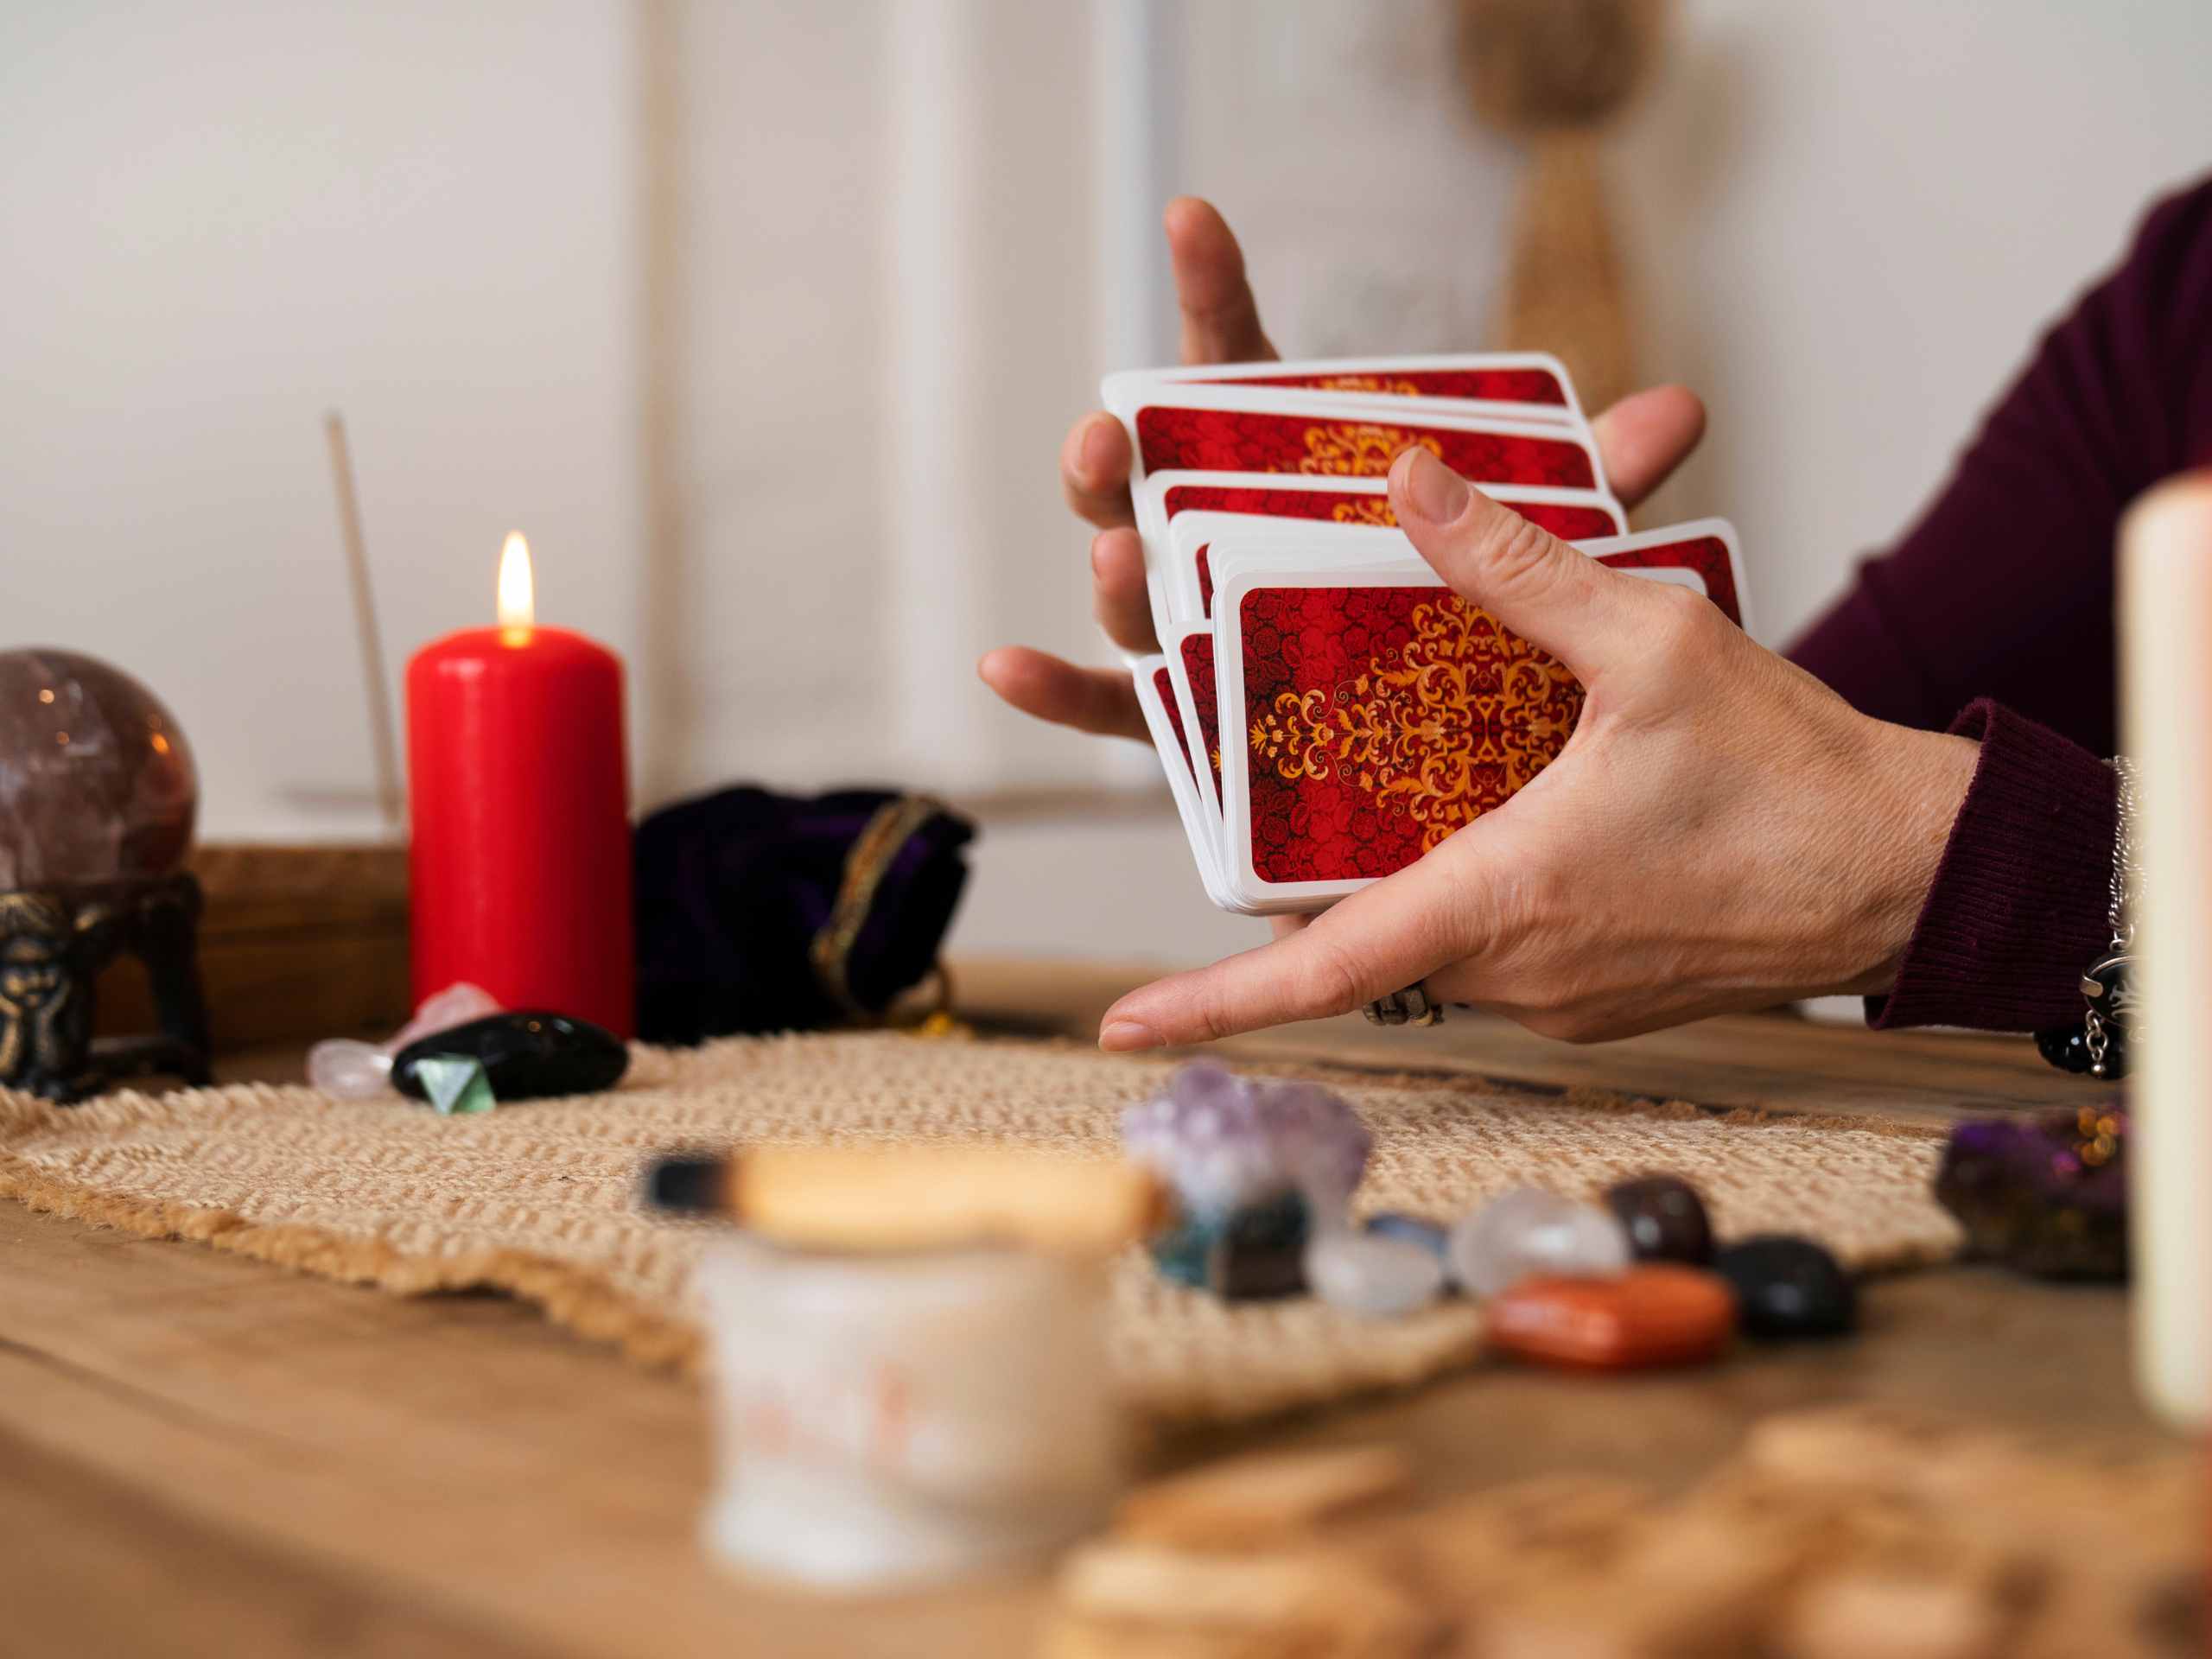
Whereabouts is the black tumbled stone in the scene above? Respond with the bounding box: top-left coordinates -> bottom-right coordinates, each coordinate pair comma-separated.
393,1011 -> 628,1103
1712,1235 -> 1856,1338
2035,1025 -> 2094,1074
1212,1192 -> 1310,1300
1603,1174 -> 1714,1265
1213,1232 -> 1307,1300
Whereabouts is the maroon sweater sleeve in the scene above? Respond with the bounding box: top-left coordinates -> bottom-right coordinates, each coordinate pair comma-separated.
1869,702 -> 2114,1030
1786,176 -> 2212,1029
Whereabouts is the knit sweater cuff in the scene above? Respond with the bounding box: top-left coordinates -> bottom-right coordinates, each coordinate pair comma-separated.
1866,700 -> 2116,1032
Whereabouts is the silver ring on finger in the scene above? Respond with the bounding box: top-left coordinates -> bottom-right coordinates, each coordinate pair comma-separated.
1362,981 -> 1442,1028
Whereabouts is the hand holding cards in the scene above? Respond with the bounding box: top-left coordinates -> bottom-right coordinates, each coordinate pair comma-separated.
1106,355 -> 1751,914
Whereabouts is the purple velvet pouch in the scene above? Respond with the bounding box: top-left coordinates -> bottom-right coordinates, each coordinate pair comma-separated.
633,785 -> 974,1043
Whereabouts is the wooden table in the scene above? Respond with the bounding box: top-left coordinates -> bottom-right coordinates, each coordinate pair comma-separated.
0,958 -> 2165,1657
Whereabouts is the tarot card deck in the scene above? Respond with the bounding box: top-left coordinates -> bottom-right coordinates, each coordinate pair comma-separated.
1105,355 -> 1750,914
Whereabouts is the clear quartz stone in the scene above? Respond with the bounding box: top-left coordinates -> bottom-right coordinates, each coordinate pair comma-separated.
306,981 -> 504,1101
1303,1225 -> 1446,1318
306,1039 -> 391,1098
1448,1187 -> 1632,1299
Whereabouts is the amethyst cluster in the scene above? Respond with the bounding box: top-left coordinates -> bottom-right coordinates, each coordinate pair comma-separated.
1122,1060 -> 1372,1219
1934,1106 -> 2128,1281
1122,1062 -> 1373,1300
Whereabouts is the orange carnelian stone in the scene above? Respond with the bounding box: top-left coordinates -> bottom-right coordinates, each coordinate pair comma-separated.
1487,1265 -> 1737,1369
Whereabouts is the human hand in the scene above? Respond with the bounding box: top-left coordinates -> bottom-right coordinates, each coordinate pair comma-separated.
976,194 -> 1709,741
976,195 -> 1273,737
1093,445 -> 1980,1049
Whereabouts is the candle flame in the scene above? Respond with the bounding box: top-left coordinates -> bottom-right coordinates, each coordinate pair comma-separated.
497,531 -> 535,634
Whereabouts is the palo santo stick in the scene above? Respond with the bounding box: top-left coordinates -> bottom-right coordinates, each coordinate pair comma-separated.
1054,1539 -> 1438,1648
645,1145 -> 1167,1256
1114,1446 -> 1413,1551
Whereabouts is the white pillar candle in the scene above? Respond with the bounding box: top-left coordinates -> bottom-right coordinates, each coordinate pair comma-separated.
2118,471 -> 2212,1431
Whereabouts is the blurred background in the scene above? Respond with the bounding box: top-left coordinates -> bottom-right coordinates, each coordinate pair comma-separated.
4,0 -> 2209,968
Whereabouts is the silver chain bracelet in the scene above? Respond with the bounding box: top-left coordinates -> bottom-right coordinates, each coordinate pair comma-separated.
2080,758 -> 2139,1077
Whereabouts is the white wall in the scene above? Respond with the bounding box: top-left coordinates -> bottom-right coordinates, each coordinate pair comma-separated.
4,2 -> 2209,969
1613,0 -> 2212,645
664,0 -> 1109,802
0,1 -> 637,843
1166,0 -> 2212,652
1179,0 -> 1522,361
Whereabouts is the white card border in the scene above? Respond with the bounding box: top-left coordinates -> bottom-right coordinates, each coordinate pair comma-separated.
1129,653 -> 1241,910
1156,486 -> 1630,624
1103,351 -> 1586,426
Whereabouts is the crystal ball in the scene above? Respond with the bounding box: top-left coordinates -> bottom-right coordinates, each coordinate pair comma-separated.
0,648 -> 198,888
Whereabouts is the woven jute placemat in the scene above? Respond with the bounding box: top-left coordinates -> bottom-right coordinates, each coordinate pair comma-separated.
0,1033 -> 1961,1424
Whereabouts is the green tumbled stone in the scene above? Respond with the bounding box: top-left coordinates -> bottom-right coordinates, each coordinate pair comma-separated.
1149,1190 -> 1311,1300
1150,1215 -> 1215,1290
415,1055 -> 494,1116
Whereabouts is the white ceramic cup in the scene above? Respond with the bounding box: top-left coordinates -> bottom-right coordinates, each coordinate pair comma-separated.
692,1234 -> 1126,1590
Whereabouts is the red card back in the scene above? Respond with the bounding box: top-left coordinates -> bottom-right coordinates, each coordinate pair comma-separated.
1136,408 -> 1596,489
1239,585 -> 1581,884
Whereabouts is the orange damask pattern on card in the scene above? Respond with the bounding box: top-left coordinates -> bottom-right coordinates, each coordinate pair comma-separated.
1238,587 -> 1583,884
1296,425 -> 1444,476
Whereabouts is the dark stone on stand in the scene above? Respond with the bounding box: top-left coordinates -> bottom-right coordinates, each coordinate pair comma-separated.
0,648 -> 210,1103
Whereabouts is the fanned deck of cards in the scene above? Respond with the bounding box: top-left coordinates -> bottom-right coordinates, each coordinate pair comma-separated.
1107,354 -> 1751,915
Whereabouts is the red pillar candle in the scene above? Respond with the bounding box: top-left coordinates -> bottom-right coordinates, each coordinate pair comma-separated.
405,533 -> 634,1035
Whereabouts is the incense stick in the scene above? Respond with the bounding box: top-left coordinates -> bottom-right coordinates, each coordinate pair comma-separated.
323,412 -> 404,836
